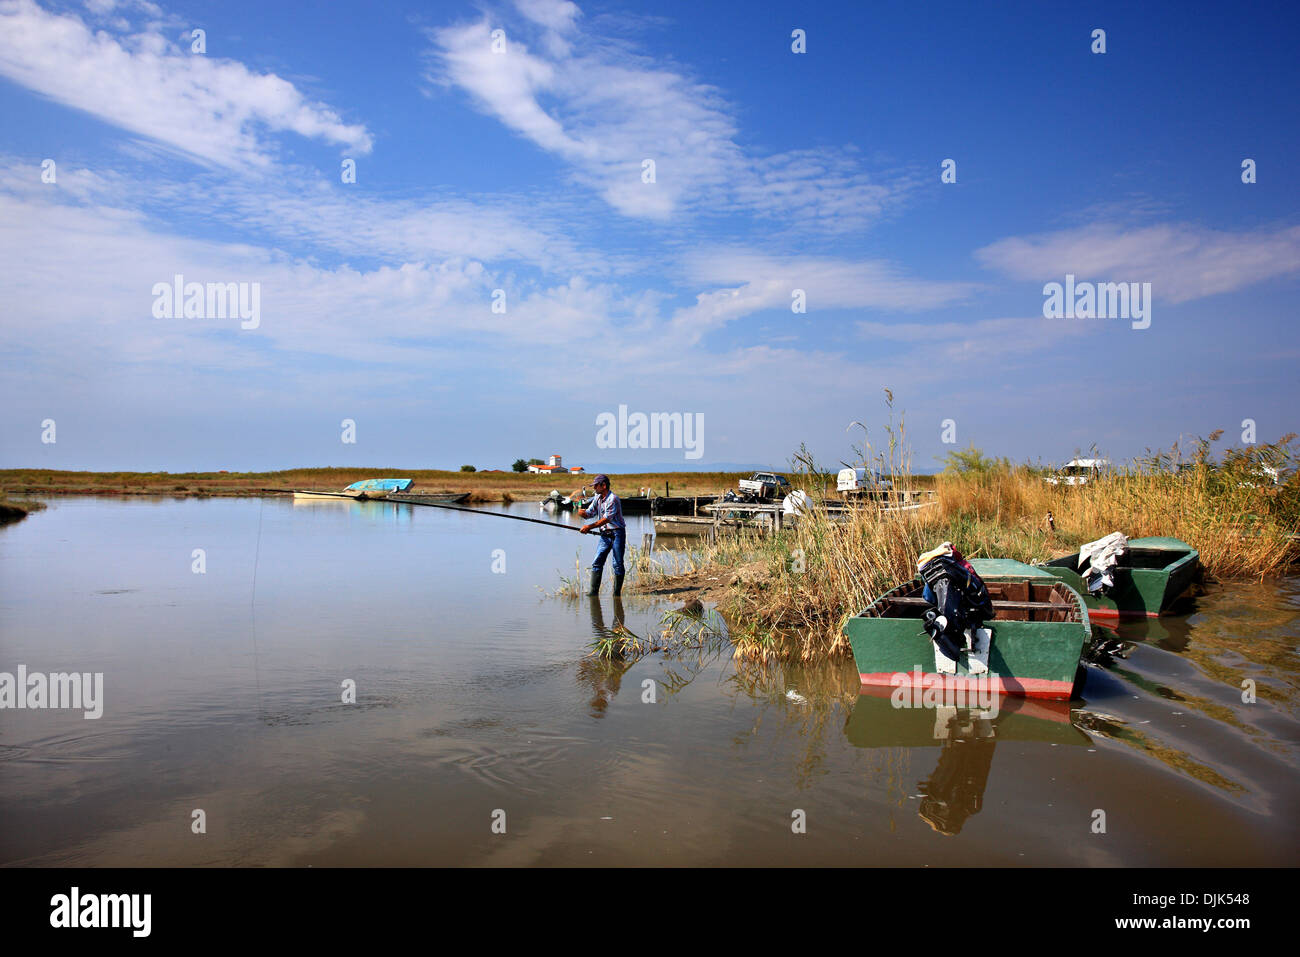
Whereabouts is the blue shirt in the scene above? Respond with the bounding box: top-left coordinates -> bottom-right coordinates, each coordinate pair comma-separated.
583,492 -> 625,532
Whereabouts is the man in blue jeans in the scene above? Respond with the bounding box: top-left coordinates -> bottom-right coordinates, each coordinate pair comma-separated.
578,473 -> 626,595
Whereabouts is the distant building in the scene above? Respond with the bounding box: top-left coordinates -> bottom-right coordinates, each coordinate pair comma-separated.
527,453 -> 583,474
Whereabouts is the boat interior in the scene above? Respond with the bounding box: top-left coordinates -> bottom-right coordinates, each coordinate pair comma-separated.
865,579 -> 1083,623
1049,547 -> 1190,571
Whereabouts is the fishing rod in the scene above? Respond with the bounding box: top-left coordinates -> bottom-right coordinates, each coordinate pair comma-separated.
393,498 -> 588,532
261,488 -> 590,532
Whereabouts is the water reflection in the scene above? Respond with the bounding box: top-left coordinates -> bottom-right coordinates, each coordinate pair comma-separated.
576,595 -> 633,716
3,497 -> 1297,866
844,690 -> 1090,835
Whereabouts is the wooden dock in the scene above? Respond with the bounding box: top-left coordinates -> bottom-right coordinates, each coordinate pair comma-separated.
654,493 -> 939,538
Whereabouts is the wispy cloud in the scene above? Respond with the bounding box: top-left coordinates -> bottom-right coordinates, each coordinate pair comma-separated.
424,0 -> 911,227
668,250 -> 980,341
976,223 -> 1300,302
0,0 -> 372,169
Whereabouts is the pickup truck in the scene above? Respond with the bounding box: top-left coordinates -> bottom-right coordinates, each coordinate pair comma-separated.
836,467 -> 893,497
738,472 -> 791,499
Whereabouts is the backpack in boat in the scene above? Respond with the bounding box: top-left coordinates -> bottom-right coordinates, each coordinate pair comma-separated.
918,555 -> 994,662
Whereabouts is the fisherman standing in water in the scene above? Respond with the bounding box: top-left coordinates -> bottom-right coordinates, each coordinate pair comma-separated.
578,474 -> 626,595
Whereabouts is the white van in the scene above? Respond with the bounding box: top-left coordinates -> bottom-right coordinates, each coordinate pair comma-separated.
837,467 -> 893,496
1044,458 -> 1112,486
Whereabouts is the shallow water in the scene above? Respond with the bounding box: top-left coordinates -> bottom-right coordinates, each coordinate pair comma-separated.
1,496 -> 1296,866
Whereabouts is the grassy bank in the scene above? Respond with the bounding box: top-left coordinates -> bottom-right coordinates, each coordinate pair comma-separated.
638,458 -> 1299,663
0,468 -> 759,502
0,497 -> 47,523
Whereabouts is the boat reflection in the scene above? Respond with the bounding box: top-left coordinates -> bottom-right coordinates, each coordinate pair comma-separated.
844,688 -> 1092,835
289,498 -> 412,523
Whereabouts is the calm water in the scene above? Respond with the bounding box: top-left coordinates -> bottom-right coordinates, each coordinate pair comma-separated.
1,496 -> 1297,866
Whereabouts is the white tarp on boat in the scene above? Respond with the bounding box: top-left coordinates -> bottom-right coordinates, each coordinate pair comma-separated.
1078,531 -> 1128,593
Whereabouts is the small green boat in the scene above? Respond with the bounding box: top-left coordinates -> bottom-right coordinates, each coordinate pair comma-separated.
1041,536 -> 1199,620
842,559 -> 1091,701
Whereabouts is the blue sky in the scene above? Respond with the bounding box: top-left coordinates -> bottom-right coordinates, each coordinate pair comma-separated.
1,0 -> 1297,473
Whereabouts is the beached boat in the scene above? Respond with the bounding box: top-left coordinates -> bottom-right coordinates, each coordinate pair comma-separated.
344,478 -> 413,495
842,559 -> 1092,701
292,477 -> 414,501
1040,536 -> 1199,619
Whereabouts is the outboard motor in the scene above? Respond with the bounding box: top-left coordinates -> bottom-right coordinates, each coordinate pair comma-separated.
918,550 -> 994,663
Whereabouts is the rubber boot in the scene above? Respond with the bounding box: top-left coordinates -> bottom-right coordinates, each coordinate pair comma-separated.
587,568 -> 603,595
612,573 -> 625,596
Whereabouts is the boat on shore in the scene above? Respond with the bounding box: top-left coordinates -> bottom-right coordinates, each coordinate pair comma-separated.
1040,536 -> 1199,619
291,478 -> 415,501
843,559 -> 1092,701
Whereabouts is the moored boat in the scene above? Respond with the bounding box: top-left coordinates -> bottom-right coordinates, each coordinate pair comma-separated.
842,559 -> 1092,701
1040,536 -> 1199,619
540,490 -> 580,512
620,495 -> 717,515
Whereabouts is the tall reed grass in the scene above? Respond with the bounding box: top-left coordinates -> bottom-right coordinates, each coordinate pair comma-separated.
643,428 -> 1299,663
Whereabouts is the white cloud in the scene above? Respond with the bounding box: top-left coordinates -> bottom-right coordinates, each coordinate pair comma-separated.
668,251 -> 980,341
425,4 -> 910,227
0,0 -> 372,169
976,223 -> 1300,303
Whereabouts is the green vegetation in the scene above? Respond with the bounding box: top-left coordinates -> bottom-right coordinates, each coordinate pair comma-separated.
937,443 -> 1014,475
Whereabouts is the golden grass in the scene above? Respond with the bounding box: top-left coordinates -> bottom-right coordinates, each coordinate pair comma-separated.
641,454 -> 1298,664
0,497 -> 46,522
0,467 -> 757,501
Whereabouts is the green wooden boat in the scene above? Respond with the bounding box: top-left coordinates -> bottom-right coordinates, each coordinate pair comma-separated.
1041,536 -> 1199,619
842,559 -> 1091,701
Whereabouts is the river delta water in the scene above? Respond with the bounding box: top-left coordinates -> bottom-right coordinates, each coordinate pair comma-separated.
1,496 -> 1296,866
